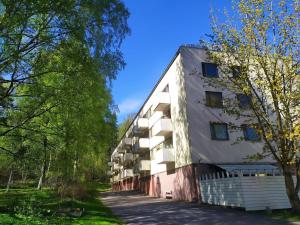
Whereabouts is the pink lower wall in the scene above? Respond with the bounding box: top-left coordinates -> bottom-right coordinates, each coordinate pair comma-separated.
112,164 -> 210,202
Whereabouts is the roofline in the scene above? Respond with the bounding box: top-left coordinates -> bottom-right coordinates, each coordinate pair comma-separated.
113,44 -> 206,154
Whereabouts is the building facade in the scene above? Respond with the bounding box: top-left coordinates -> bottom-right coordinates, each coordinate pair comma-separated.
108,46 -> 275,202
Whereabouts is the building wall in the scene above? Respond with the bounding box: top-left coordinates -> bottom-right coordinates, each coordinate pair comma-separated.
112,164 -> 204,201
181,47 -> 274,164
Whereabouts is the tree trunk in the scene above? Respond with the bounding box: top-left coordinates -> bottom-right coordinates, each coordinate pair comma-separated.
5,170 -> 13,193
37,163 -> 46,190
37,137 -> 48,190
46,151 -> 52,175
283,169 -> 300,213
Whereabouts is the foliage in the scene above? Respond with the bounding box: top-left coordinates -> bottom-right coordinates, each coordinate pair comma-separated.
0,0 -> 130,190
117,113 -> 135,141
203,0 -> 300,211
0,185 -> 122,225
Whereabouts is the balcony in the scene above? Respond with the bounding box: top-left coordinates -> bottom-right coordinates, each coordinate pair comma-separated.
117,147 -> 125,153
155,141 -> 174,164
113,163 -> 120,171
139,160 -> 151,171
122,169 -> 133,178
153,92 -> 170,112
123,153 -> 133,162
152,118 -> 172,136
133,138 -> 150,153
107,171 -> 113,176
121,138 -> 132,149
136,118 -> 149,129
113,173 -> 121,182
107,162 -> 113,167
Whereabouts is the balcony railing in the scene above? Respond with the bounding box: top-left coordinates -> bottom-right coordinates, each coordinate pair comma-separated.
133,138 -> 150,152
155,141 -> 174,164
122,169 -> 133,178
139,160 -> 151,171
152,92 -> 170,112
116,147 -> 125,153
121,137 -> 132,149
113,163 -> 120,170
113,173 -> 121,182
123,153 -> 133,162
152,118 -> 172,136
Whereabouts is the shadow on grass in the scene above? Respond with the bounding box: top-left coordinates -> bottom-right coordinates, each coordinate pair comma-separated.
0,183 -> 122,225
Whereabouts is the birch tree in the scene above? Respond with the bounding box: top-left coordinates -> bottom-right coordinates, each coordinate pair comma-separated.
204,0 -> 300,212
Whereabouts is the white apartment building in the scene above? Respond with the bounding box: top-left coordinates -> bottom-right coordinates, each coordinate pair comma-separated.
108,45 -> 276,202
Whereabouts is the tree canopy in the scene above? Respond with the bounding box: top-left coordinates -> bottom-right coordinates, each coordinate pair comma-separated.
0,0 -> 129,190
204,0 -> 300,212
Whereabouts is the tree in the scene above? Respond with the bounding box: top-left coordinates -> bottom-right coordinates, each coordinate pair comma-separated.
204,0 -> 300,212
0,0 -> 129,139
0,0 -> 129,192
117,113 -> 135,140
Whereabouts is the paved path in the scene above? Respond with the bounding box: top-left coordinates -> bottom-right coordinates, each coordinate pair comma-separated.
100,191 -> 299,225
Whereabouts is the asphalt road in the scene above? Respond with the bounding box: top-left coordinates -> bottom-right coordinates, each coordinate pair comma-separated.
100,191 -> 299,225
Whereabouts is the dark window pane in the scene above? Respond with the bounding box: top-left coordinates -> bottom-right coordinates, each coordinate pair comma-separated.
206,91 -> 223,108
231,66 -> 241,78
202,63 -> 218,78
237,94 -> 251,109
242,125 -> 260,141
210,123 -> 229,140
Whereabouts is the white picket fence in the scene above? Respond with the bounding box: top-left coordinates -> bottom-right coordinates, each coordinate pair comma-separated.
199,171 -> 299,211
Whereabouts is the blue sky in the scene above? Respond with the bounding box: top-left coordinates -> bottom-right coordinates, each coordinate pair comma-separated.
112,0 -> 231,123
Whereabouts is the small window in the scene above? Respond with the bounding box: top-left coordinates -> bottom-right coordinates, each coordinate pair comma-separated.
206,91 -> 223,108
242,125 -> 260,141
202,63 -> 218,78
231,66 -> 241,78
237,94 -> 251,109
162,84 -> 169,92
210,123 -> 229,140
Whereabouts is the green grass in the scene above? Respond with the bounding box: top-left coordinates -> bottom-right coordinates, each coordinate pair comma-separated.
254,209 -> 300,222
0,183 -> 123,225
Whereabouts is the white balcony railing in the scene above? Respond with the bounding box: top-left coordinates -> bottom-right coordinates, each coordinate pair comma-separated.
132,118 -> 149,136
121,137 -> 132,148
107,171 -> 113,176
122,169 -> 133,178
155,142 -> 174,164
133,138 -> 150,152
152,118 -> 172,136
139,160 -> 151,171
117,147 -> 125,153
137,118 -> 149,129
113,173 -> 121,182
113,163 -> 120,170
152,92 -> 170,111
123,153 -> 133,162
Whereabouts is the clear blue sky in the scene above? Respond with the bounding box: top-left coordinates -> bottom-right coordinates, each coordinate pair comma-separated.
112,0 -> 231,123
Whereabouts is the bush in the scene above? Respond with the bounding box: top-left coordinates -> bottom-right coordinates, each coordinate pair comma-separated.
57,183 -> 89,200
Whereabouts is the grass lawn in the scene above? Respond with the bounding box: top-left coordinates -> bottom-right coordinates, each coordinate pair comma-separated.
0,183 -> 123,225
254,209 -> 300,223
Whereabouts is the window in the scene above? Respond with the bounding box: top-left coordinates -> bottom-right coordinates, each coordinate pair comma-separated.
202,63 -> 218,78
231,66 -> 242,78
210,123 -> 229,140
162,84 -> 169,92
237,94 -> 251,109
206,91 -> 223,108
242,125 -> 260,141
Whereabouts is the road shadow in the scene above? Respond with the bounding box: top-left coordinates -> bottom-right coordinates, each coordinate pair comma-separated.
100,191 -> 296,225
